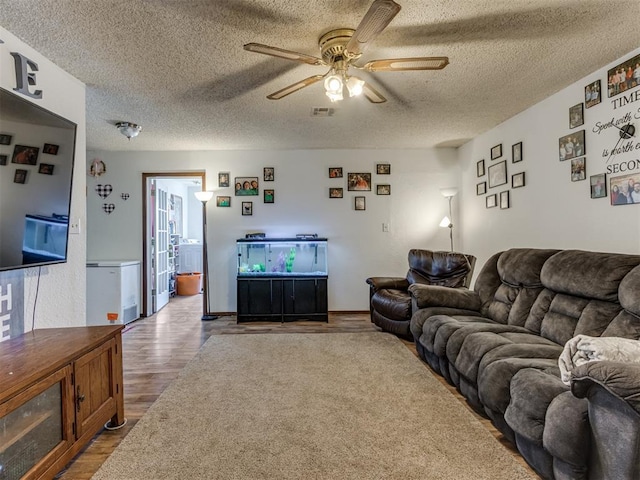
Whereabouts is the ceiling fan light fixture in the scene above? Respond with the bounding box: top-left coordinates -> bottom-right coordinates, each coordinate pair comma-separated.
346,76 -> 365,97
324,74 -> 343,94
116,121 -> 142,140
326,90 -> 343,102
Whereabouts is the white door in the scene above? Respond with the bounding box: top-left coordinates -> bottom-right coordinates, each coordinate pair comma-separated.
155,181 -> 170,311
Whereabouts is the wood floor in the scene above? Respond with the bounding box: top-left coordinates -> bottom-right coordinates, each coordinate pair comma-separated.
56,294 -> 539,479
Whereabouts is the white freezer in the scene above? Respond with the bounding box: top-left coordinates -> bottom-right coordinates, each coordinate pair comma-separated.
86,260 -> 140,325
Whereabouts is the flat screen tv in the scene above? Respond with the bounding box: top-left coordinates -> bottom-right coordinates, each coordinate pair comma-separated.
0,87 -> 77,271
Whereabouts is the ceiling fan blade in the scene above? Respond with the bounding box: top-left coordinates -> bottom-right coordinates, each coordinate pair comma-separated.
362,56 -> 449,72
345,0 -> 401,58
362,83 -> 387,103
267,75 -> 325,100
244,43 -> 326,66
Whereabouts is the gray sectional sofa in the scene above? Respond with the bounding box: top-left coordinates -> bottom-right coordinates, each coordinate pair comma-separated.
408,248 -> 640,480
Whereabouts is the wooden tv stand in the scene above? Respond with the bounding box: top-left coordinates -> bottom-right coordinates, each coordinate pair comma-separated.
0,325 -> 124,480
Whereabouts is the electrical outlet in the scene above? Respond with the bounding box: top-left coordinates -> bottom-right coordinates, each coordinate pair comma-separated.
382,223 -> 389,232
69,217 -> 81,234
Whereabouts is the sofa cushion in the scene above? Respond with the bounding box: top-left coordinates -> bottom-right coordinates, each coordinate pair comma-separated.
406,249 -> 473,287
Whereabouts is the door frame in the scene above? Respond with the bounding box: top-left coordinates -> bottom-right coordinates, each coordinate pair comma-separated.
141,171 -> 207,317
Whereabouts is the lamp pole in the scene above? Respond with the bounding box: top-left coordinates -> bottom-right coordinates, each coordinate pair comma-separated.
447,195 -> 454,252
195,191 -> 217,321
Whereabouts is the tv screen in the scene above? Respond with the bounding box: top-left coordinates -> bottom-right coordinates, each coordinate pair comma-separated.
0,87 -> 76,271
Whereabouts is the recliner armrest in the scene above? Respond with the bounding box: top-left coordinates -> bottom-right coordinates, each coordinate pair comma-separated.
571,361 -> 640,414
365,277 -> 409,292
408,284 -> 481,311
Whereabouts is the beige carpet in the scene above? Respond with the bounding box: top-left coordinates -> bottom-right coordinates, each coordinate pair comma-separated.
92,333 -> 536,480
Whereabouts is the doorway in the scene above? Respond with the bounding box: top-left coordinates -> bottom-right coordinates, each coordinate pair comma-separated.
141,172 -> 206,317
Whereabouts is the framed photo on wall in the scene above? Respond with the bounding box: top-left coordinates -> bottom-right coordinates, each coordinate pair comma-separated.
38,163 -> 54,175
569,103 -> 584,129
347,172 -> 371,191
488,160 -> 507,188
590,173 -> 606,199
216,196 -> 231,207
11,145 -> 39,165
512,142 -> 523,163
607,53 -> 640,98
43,143 -> 59,155
376,184 -> 390,195
14,168 -> 27,184
476,181 -> 487,195
218,172 -> 230,187
486,194 -> 497,208
329,167 -> 343,178
500,190 -> 510,209
585,79 -> 601,108
355,196 -> 366,211
376,163 -> 391,175
263,167 -> 274,181
610,172 -> 639,205
329,187 -> 343,198
0,154 -> 7,165
235,177 -> 259,195
571,157 -> 586,182
263,189 -> 274,203
242,201 -> 253,215
511,172 -> 525,188
477,159 -> 485,177
490,144 -> 502,160
0,133 -> 12,145
558,130 -> 585,161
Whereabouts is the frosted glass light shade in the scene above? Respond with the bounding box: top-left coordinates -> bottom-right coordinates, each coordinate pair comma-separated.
194,191 -> 214,203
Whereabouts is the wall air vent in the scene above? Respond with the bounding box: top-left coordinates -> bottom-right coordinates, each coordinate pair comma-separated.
311,107 -> 336,117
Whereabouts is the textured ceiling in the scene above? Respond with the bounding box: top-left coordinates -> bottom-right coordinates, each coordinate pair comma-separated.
1,0 -> 639,152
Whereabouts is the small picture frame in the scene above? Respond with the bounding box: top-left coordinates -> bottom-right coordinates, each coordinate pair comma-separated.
512,142 -> 523,163
329,187 -> 343,198
512,172 -> 525,188
216,196 -> 231,207
43,143 -> 59,155
329,167 -> 343,178
347,173 -> 372,191
0,154 -> 7,166
376,184 -> 390,195
242,201 -> 253,216
376,163 -> 391,175
486,194 -> 497,208
476,159 -> 485,177
0,133 -> 12,145
263,189 -> 274,203
559,130 -> 585,161
490,144 -> 502,160
499,190 -> 510,209
14,168 -> 27,184
38,163 -> 54,175
235,177 -> 259,196
11,145 -> 39,165
355,196 -> 366,211
476,181 -> 487,195
571,157 -> 586,182
263,167 -> 274,181
218,172 -> 230,188
569,103 -> 584,129
488,160 -> 507,188
607,53 -> 639,99
585,79 -> 601,108
590,173 -> 607,199
610,172 -> 638,206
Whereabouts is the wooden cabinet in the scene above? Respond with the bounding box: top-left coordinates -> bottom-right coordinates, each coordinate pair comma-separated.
237,277 -> 328,322
0,326 -> 124,480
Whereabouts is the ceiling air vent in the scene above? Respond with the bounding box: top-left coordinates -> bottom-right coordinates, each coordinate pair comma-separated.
311,107 -> 336,117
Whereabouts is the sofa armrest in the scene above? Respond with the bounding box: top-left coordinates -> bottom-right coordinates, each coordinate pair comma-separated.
408,284 -> 481,311
366,276 -> 409,292
571,361 -> 640,414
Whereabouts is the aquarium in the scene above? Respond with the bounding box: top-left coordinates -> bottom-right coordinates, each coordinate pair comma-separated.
236,238 -> 328,277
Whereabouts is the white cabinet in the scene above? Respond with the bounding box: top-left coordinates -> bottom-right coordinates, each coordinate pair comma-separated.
86,261 -> 140,325
177,243 -> 203,274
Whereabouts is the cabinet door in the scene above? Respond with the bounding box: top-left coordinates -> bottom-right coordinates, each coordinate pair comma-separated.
74,338 -> 118,440
283,278 -> 328,319
0,366 -> 74,480
237,279 -> 283,316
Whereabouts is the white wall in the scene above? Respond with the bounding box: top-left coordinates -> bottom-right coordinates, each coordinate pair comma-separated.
86,148 -> 459,312
459,47 -> 640,276
0,27 -> 86,330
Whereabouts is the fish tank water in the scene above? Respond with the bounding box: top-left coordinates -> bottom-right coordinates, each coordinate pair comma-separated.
236,238 -> 328,277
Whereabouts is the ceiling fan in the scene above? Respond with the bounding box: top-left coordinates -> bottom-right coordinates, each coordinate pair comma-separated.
244,0 -> 449,104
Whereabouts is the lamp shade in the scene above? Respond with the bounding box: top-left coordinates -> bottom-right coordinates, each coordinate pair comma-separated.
194,190 -> 214,202
439,216 -> 451,228
439,187 -> 458,198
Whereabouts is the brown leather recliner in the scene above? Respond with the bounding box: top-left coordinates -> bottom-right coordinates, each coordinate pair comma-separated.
366,249 -> 476,338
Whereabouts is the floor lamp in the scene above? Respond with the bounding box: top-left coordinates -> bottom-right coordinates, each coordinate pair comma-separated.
194,190 -> 218,321
439,187 -> 458,252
